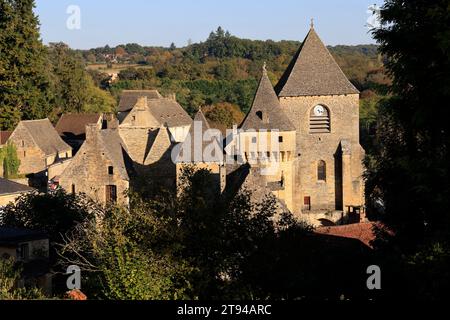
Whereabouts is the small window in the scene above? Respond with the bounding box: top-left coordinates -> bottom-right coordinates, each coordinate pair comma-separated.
21,140 -> 25,147
23,151 -> 26,157
252,137 -> 257,144
318,160 -> 326,181
71,184 -> 76,194
256,111 -> 263,120
108,166 -> 114,175
278,136 -> 283,143
102,119 -> 108,129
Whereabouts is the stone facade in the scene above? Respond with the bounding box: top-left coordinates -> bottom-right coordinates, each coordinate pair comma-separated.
7,119 -> 72,175
279,94 -> 365,214
59,125 -> 130,205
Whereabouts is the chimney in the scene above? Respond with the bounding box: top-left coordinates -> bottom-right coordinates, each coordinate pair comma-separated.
102,113 -> 119,130
85,124 -> 99,144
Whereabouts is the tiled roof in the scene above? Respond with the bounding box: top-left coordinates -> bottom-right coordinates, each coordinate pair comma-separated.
19,119 -> 72,156
0,131 -> 12,145
0,178 -> 34,196
240,67 -> 295,131
118,90 -> 162,112
146,98 -> 192,127
55,113 -> 102,139
98,129 -> 132,181
276,27 -> 359,97
315,222 -> 377,248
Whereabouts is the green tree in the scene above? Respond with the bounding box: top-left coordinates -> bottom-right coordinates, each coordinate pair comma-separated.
48,42 -> 115,115
1,142 -> 20,178
0,257 -> 44,300
368,0 -> 450,249
0,0 -> 53,129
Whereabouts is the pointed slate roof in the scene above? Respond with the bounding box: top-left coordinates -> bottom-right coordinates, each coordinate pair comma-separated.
177,109 -> 222,163
276,27 -> 359,97
240,66 -> 295,131
144,127 -> 173,165
19,119 -> 72,156
98,129 -> 131,181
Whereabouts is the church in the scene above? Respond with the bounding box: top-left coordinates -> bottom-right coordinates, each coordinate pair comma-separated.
227,23 -> 365,224
54,24 -> 365,226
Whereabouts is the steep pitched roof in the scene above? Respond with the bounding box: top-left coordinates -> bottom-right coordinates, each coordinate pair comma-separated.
55,113 -> 102,139
240,67 -> 295,131
276,27 -> 359,97
118,90 -> 162,112
144,127 -> 173,165
20,119 -> 72,156
98,129 -> 131,180
0,131 -> 12,145
176,110 -> 222,163
0,177 -> 34,196
119,128 -> 159,164
120,97 -> 160,128
146,98 -> 192,127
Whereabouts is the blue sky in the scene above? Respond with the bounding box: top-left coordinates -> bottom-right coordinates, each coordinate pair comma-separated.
34,0 -> 384,49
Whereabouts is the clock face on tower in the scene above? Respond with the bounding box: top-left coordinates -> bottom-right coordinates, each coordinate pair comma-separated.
313,105 -> 326,116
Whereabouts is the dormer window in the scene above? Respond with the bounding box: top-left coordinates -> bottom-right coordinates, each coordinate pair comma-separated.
256,111 -> 263,120
310,105 -> 330,133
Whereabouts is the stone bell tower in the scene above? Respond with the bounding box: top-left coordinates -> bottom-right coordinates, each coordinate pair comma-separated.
275,23 -> 365,216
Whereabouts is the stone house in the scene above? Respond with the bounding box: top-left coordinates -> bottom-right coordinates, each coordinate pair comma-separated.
0,177 -> 34,207
118,90 -> 192,143
59,122 -> 133,205
0,227 -> 51,294
7,119 -> 72,176
55,113 -> 103,153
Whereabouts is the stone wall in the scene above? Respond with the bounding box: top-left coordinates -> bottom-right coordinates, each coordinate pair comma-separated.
8,125 -> 47,175
279,94 -> 365,214
59,129 -> 129,205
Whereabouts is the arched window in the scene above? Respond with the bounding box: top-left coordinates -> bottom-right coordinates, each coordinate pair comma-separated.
310,105 -> 330,133
318,160 -> 326,181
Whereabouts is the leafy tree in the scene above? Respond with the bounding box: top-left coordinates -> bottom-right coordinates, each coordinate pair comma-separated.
368,0 -> 450,249
0,257 -> 44,300
1,142 -> 20,178
0,0 -> 53,129
48,42 -> 116,115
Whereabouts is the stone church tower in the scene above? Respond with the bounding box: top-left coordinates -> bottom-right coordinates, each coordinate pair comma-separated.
238,65 -> 297,212
276,25 -> 365,216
